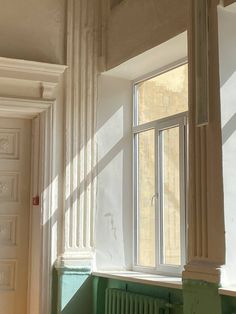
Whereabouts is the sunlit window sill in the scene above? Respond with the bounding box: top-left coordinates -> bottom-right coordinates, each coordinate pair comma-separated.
92,271 -> 182,290
219,286 -> 236,297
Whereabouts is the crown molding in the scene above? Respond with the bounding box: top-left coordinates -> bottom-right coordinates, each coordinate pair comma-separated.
0,57 -> 67,100
0,57 -> 67,81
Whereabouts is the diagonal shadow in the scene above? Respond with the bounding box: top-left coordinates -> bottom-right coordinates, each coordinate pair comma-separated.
60,276 -> 93,314
222,113 -> 236,144
65,136 -> 127,212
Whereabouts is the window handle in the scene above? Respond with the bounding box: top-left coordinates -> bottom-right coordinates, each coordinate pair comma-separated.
151,194 -> 159,206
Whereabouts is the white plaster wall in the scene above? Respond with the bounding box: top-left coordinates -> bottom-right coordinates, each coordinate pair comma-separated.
95,75 -> 133,270
106,0 -> 188,69
0,0 -> 66,64
218,4 -> 236,286
95,31 -> 187,270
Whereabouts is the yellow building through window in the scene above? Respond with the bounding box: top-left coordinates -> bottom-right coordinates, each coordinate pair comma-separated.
134,63 -> 188,273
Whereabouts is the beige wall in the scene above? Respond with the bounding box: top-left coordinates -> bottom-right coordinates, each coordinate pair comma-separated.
0,0 -> 188,67
0,0 -> 66,64
106,0 -> 188,69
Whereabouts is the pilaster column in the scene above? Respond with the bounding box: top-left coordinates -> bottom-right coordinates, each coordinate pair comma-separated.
183,0 -> 225,283
59,0 -> 98,267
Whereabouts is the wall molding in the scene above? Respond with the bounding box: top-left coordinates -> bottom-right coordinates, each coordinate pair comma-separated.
59,0 -> 98,267
183,0 -> 225,284
0,57 -> 66,314
0,57 -> 66,101
194,0 -> 209,126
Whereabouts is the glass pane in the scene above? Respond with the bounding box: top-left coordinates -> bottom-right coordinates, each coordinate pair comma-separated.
161,126 -> 181,266
137,130 -> 156,267
136,64 -> 188,125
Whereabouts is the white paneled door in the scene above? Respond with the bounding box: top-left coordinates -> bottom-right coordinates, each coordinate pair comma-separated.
0,118 -> 31,314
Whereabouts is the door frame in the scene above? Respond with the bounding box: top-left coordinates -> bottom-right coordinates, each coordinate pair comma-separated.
0,97 -> 56,314
0,54 -> 66,314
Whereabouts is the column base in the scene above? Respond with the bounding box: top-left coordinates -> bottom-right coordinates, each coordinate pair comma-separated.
56,250 -> 95,269
183,260 -> 222,284
53,260 -> 93,314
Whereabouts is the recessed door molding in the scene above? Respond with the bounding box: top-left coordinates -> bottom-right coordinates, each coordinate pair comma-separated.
0,57 -> 66,314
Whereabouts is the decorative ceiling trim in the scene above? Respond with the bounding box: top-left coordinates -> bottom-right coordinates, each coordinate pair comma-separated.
0,57 -> 67,100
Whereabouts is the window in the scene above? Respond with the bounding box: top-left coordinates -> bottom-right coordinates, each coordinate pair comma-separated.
133,63 -> 188,274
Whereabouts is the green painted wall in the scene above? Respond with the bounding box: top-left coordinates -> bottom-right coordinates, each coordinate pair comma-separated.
52,267 -> 93,314
183,280 -> 222,314
52,272 -> 236,314
93,276 -> 183,314
222,295 -> 236,314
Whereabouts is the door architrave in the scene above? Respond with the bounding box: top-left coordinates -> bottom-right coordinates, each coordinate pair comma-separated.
0,57 -> 67,314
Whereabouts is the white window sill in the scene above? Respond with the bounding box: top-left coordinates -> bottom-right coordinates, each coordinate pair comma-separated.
219,286 -> 236,297
92,271 -> 182,290
93,271 -> 236,296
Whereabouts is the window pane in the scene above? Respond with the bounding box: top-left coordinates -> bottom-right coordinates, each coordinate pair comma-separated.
161,126 -> 181,266
137,130 -> 156,267
136,64 -> 188,125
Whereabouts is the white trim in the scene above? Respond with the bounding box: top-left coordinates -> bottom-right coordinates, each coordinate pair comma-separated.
39,105 -> 54,314
60,0 -> 98,266
92,271 -> 182,290
0,57 -> 67,101
194,0 -> 209,126
132,62 -> 188,276
183,261 -> 222,283
0,98 -> 55,314
132,58 -> 188,87
219,286 -> 236,297
0,57 -> 66,314
133,114 -> 187,276
133,112 -> 188,134
0,57 -> 67,79
0,97 -> 52,118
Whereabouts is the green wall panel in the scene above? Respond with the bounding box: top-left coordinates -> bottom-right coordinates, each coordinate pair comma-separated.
221,295 -> 236,314
93,276 -> 183,314
52,272 -> 236,314
183,280 -> 222,314
52,267 -> 93,314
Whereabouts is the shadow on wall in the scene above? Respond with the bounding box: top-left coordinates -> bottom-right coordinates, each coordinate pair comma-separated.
61,277 -> 93,314
95,74 -> 133,270
52,270 -> 93,314
222,113 -> 236,145
218,8 -> 236,86
218,5 -> 236,287
60,74 -> 132,271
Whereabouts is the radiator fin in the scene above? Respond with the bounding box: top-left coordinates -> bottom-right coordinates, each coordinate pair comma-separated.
105,288 -> 182,314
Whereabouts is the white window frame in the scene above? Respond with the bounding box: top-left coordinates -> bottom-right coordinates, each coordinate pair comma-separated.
132,61 -> 188,276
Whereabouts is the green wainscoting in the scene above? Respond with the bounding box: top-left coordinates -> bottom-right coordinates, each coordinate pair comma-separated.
52,270 -> 236,314
52,266 -> 93,314
93,276 -> 183,314
183,280 -> 222,314
221,295 -> 236,314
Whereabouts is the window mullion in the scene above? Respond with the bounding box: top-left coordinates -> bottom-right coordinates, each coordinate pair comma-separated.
179,118 -> 187,267
155,125 -> 161,270
133,133 -> 138,266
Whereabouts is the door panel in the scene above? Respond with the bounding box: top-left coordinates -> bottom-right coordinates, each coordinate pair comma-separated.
0,118 -> 31,314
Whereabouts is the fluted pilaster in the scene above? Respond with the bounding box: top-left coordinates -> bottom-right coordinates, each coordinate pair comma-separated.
183,0 -> 225,283
60,0 -> 98,266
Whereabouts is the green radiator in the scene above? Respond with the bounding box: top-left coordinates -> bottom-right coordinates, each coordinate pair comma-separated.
105,289 -> 183,314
